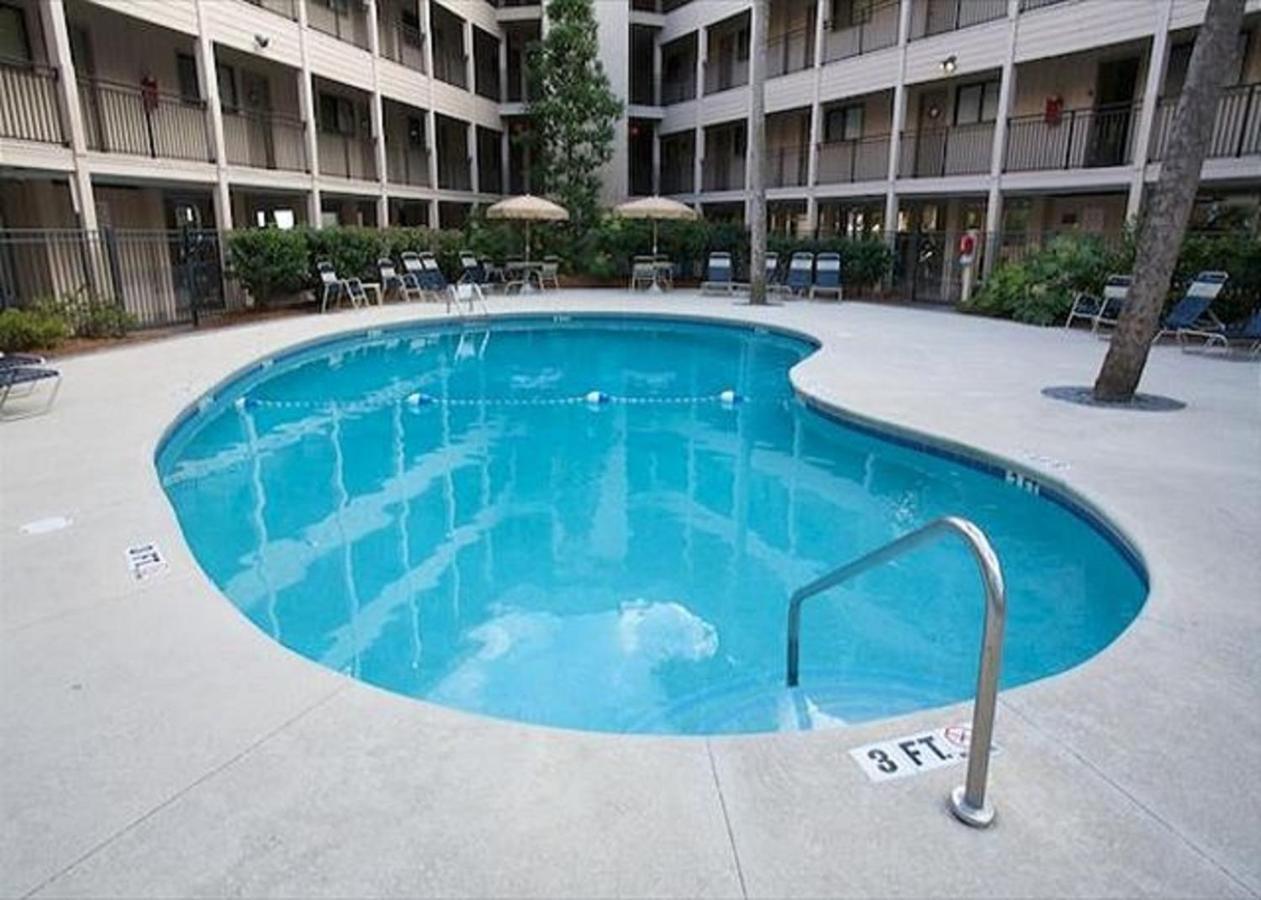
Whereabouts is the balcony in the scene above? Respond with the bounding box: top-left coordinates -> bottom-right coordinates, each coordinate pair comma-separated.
379,17 -> 427,73
1005,104 -> 1140,172
241,0 -> 298,19
307,0 -> 372,50
660,132 -> 696,193
766,144 -> 809,187
1019,0 -> 1072,10
433,44 -> 468,89
660,34 -> 697,105
702,155 -> 745,192
704,58 -> 749,95
79,78 -> 214,162
817,135 -> 891,183
222,109 -> 309,172
767,27 -> 813,79
386,141 -> 430,186
911,0 -> 1006,39
898,123 -> 993,177
318,131 -> 377,180
1151,83 -> 1261,162
823,0 -> 899,63
431,3 -> 468,90
0,59 -> 65,145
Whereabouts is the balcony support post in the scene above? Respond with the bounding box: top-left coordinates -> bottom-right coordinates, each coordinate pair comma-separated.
1128,0 -> 1176,221
40,0 -> 97,231
367,0 -> 389,227
297,0 -> 323,226
803,0 -> 828,234
693,26 -> 707,195
983,0 -> 1019,275
468,121 -> 479,195
884,0 -> 913,243
194,0 -> 232,232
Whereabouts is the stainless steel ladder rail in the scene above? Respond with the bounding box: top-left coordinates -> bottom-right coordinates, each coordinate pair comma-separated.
785,516 -> 1007,828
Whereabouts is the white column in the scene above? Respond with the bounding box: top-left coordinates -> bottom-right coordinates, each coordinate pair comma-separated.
500,126 -> 511,193
40,0 -> 96,230
497,27 -> 508,103
367,0 -> 389,227
983,0 -> 1020,273
803,0 -> 828,232
463,18 -> 474,94
694,26 -> 707,195
468,121 -> 479,194
1128,0 -> 1176,221
884,0 -> 913,234
426,109 -> 439,192
194,0 -> 232,231
297,0 -> 322,225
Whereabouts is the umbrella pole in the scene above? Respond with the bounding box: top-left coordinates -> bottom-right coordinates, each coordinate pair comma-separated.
525,221 -> 531,264
652,220 -> 659,257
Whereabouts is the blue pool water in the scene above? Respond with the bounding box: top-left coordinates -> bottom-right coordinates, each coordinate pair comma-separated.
158,317 -> 1147,735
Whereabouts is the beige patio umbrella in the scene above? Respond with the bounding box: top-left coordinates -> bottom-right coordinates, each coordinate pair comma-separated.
485,194 -> 570,263
613,196 -> 700,257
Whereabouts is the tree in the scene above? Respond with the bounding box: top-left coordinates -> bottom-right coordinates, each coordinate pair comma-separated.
524,0 -> 623,227
1093,0 -> 1246,401
747,0 -> 769,305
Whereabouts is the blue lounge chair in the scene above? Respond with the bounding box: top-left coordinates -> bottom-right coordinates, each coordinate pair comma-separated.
418,252 -> 448,297
459,251 -> 485,285
765,252 -> 785,293
317,260 -> 346,313
1155,271 -> 1229,343
701,252 -> 733,295
811,252 -> 843,301
786,252 -> 814,296
0,365 -> 61,419
379,258 -> 422,302
1066,274 -> 1132,332
1186,307 -> 1261,356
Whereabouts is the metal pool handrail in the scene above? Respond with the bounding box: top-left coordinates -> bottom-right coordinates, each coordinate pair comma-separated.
785,516 -> 1007,828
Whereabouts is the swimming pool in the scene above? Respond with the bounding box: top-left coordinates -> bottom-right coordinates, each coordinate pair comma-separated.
157,316 -> 1147,735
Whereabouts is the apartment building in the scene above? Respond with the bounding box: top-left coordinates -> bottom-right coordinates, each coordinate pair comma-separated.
0,0 -> 1258,308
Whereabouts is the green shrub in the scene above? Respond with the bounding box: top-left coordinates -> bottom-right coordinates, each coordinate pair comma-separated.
31,288 -> 135,338
226,228 -> 309,306
0,307 -> 69,352
1175,231 -> 1261,323
303,226 -> 389,283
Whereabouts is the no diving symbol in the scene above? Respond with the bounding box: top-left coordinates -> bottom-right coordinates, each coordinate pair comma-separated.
944,724 -> 971,757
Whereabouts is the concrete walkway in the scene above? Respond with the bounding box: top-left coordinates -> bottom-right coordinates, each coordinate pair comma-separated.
1,292 -> 1258,898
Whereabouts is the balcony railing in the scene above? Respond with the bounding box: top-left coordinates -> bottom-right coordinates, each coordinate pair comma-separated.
1019,0 -> 1072,11
898,122 -> 994,177
1151,83 -> 1261,162
912,0 -> 1007,39
1005,103 -> 1139,171
766,144 -> 809,187
767,28 -> 813,79
661,75 -> 697,105
438,154 -> 472,191
222,108 -> 308,172
701,155 -> 745,191
379,20 -> 427,72
433,47 -> 468,89
317,131 -> 377,180
387,142 -> 431,186
817,134 -> 891,183
242,0 -> 297,20
307,2 -> 371,50
823,0 -> 899,63
79,78 -> 213,162
703,57 -> 749,95
659,157 -> 695,194
0,59 -> 65,145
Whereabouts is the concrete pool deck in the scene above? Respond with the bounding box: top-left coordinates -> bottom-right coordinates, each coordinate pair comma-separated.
1,292 -> 1258,898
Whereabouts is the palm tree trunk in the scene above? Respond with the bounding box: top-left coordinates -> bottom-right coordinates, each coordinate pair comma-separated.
1093,0 -> 1245,401
747,0 -> 769,305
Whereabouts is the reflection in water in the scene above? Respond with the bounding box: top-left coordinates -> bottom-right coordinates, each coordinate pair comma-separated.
160,320 -> 1147,735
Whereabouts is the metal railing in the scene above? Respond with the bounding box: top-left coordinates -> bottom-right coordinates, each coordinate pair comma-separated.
899,122 -> 994,177
823,0 -> 899,63
817,134 -> 891,183
1151,82 -> 1261,162
379,20 -> 427,72
307,1 -> 372,49
221,108 -> 309,172
661,75 -> 697,105
703,57 -> 749,95
242,0 -> 298,20
433,47 -> 469,89
437,153 -> 472,191
767,27 -> 814,78
766,144 -> 809,187
317,130 -> 377,180
387,142 -> 431,186
659,151 -> 695,193
0,58 -> 65,144
0,227 -> 225,329
1005,103 -> 1140,171
1019,0 -> 1073,10
701,155 -> 746,191
912,0 -> 1007,39
79,78 -> 214,162
786,516 -> 1006,828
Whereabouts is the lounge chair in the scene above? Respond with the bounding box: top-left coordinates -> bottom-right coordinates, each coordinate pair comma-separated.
701,252 -> 734,295
317,261 -> 345,313
539,257 -> 561,290
811,252 -> 842,301
656,255 -> 674,290
379,258 -> 422,303
1183,307 -> 1261,355
630,256 -> 656,291
417,253 -> 449,301
0,353 -> 45,368
0,365 -> 61,419
458,251 -> 485,285
401,251 -> 425,286
1066,274 -> 1132,332
1155,271 -> 1230,344
786,252 -> 814,296
765,252 -> 785,294
345,278 -> 372,308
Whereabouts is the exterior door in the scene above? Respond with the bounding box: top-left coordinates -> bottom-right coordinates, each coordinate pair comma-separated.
1087,57 -> 1139,167
240,71 -> 274,167
914,89 -> 947,176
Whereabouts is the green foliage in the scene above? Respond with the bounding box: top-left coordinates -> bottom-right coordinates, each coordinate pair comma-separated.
31,288 -> 135,338
226,228 -> 309,306
303,226 -> 390,284
0,307 -> 70,352
525,0 -> 623,228
1174,231 -> 1261,323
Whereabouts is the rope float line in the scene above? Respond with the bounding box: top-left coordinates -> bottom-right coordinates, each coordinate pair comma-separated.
235,389 -> 761,412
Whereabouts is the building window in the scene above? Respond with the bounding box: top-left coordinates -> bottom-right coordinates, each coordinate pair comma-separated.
176,52 -> 200,101
831,0 -> 874,30
825,104 -> 863,141
0,4 -> 32,63
318,93 -> 355,135
216,63 -> 238,112
407,114 -> 426,148
954,80 -> 1000,125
